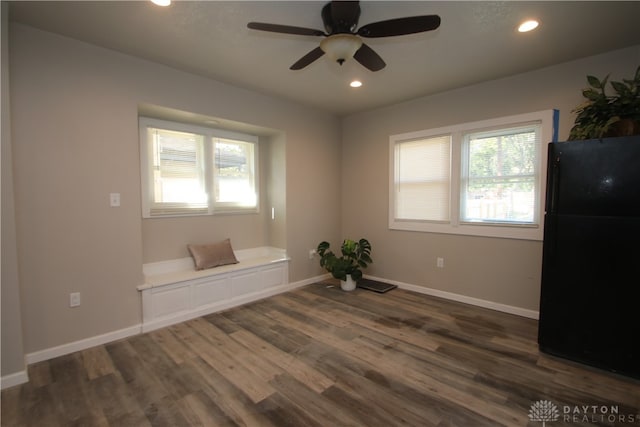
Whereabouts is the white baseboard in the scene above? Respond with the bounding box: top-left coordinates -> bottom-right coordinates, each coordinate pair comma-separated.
0,370 -> 29,390
0,272 -> 534,391
365,275 -> 540,320
24,274 -> 330,365
24,273 -> 519,374
25,324 -> 142,365
292,273 -> 332,287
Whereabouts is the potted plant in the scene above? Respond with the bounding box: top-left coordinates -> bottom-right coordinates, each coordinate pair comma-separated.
568,65 -> 640,140
317,238 -> 372,291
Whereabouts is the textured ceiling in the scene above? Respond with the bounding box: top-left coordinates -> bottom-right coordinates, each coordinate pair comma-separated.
9,1 -> 640,116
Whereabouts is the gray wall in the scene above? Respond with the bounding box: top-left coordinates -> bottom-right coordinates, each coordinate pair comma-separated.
341,45 -> 640,312
4,17 -> 639,381
1,3 -> 27,380
7,23 -> 340,357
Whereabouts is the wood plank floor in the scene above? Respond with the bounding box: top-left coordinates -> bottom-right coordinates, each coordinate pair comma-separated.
2,282 -> 639,426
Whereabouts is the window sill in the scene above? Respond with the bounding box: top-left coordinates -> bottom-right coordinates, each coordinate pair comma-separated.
143,208 -> 259,219
389,219 -> 543,241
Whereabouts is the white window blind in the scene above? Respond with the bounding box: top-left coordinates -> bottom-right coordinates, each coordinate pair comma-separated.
389,110 -> 557,240
394,135 -> 451,221
461,124 -> 539,224
149,128 -> 208,216
140,117 -> 259,218
213,138 -> 257,209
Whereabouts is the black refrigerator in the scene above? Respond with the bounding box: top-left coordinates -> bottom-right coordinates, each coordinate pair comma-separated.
538,136 -> 640,380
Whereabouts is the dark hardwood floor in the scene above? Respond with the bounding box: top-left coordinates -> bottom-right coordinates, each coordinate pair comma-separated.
2,282 -> 639,426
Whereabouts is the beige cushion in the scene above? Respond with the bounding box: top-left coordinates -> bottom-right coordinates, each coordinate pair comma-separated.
187,239 -> 239,271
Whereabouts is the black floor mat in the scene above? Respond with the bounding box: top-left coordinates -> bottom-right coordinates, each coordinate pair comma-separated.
357,278 -> 398,293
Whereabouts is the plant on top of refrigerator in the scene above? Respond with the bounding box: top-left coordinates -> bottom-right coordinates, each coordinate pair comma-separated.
569,65 -> 640,140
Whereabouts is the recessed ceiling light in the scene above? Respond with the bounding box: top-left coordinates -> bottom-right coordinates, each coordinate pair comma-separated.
518,19 -> 539,33
150,0 -> 171,6
350,80 -> 363,88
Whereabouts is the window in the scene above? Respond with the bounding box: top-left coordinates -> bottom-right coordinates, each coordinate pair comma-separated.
140,117 -> 258,217
394,135 -> 451,222
389,110 -> 558,240
213,138 -> 257,209
148,127 -> 208,215
461,125 -> 538,224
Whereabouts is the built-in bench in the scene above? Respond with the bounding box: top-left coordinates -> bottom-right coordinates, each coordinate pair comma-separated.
138,247 -> 290,332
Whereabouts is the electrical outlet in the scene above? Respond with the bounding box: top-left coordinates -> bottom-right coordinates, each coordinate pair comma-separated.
69,292 -> 81,307
110,193 -> 121,207
309,249 -> 317,260
437,257 -> 445,268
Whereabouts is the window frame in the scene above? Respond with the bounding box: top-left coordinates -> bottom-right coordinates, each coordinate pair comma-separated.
139,117 -> 259,218
460,123 -> 541,226
389,110 -> 558,241
212,137 -> 258,212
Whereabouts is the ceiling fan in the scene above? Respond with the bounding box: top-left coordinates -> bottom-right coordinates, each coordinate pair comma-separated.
247,1 -> 441,72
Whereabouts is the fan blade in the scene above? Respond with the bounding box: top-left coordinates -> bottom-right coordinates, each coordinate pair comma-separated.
358,15 -> 441,37
248,22 -> 325,37
290,47 -> 325,70
353,43 -> 385,72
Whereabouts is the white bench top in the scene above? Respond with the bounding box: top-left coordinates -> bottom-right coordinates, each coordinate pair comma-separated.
138,247 -> 289,290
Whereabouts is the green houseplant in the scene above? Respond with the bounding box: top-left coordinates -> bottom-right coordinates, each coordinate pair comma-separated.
569,66 -> 640,140
317,238 -> 372,291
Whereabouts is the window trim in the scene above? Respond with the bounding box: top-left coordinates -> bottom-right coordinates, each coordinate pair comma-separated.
211,137 -> 259,213
389,110 -> 558,241
139,117 -> 259,218
460,123 -> 541,226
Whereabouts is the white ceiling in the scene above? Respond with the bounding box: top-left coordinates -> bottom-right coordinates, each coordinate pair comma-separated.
9,1 -> 640,116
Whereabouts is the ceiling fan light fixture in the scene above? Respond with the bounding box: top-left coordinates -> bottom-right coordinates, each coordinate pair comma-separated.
350,80 -> 363,88
320,34 -> 363,65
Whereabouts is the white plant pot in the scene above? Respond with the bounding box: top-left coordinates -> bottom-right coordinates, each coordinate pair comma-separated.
340,274 -> 356,291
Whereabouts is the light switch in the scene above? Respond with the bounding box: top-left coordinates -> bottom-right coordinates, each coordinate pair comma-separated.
70,292 -> 81,307
110,193 -> 121,207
